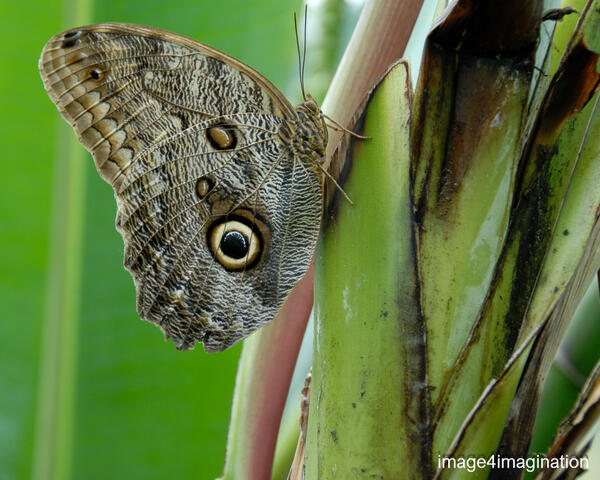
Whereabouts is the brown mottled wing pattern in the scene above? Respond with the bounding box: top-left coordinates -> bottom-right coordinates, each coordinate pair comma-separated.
39,23 -> 324,352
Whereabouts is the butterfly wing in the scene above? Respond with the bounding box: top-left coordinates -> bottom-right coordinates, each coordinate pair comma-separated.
39,23 -> 323,352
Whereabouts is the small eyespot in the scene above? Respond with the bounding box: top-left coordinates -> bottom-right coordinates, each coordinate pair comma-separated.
63,31 -> 80,39
209,218 -> 262,271
61,36 -> 81,48
88,68 -> 104,81
207,125 -> 236,150
195,176 -> 215,199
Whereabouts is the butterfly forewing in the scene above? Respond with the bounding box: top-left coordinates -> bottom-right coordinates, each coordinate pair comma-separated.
39,23 -> 325,352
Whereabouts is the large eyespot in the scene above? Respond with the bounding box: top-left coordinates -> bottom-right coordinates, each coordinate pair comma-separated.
208,216 -> 263,271
206,124 -> 237,150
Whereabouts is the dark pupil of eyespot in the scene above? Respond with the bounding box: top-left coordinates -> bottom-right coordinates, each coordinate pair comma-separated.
221,231 -> 248,259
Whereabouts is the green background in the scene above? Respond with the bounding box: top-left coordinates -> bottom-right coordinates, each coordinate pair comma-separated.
0,0 -> 303,478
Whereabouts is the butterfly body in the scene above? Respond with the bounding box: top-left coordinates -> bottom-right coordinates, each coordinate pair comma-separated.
39,23 -> 326,352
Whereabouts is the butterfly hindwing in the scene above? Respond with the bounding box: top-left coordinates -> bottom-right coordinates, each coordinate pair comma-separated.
39,23 -> 324,352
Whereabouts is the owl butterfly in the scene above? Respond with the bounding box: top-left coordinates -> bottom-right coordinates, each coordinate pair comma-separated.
39,23 -> 328,352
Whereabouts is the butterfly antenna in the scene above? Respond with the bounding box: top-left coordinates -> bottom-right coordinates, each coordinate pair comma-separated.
294,11 -> 307,100
302,5 -> 308,98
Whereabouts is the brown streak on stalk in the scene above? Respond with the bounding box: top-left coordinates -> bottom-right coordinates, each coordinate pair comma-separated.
439,57 -> 531,217
536,41 -> 600,145
393,68 -> 432,478
407,192 -> 432,477
492,218 -> 600,478
517,36 -> 600,201
395,62 -> 432,473
411,42 -> 459,220
508,40 -> 600,352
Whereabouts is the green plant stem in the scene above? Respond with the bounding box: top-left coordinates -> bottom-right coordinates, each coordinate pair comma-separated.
307,61 -> 424,478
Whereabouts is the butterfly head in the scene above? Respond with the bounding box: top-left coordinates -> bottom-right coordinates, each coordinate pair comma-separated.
291,94 -> 328,163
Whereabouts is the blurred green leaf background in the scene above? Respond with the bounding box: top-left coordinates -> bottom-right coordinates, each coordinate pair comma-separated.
0,0 -> 306,478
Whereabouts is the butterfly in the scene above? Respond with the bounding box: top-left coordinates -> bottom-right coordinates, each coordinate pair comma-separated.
39,23 -> 327,352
